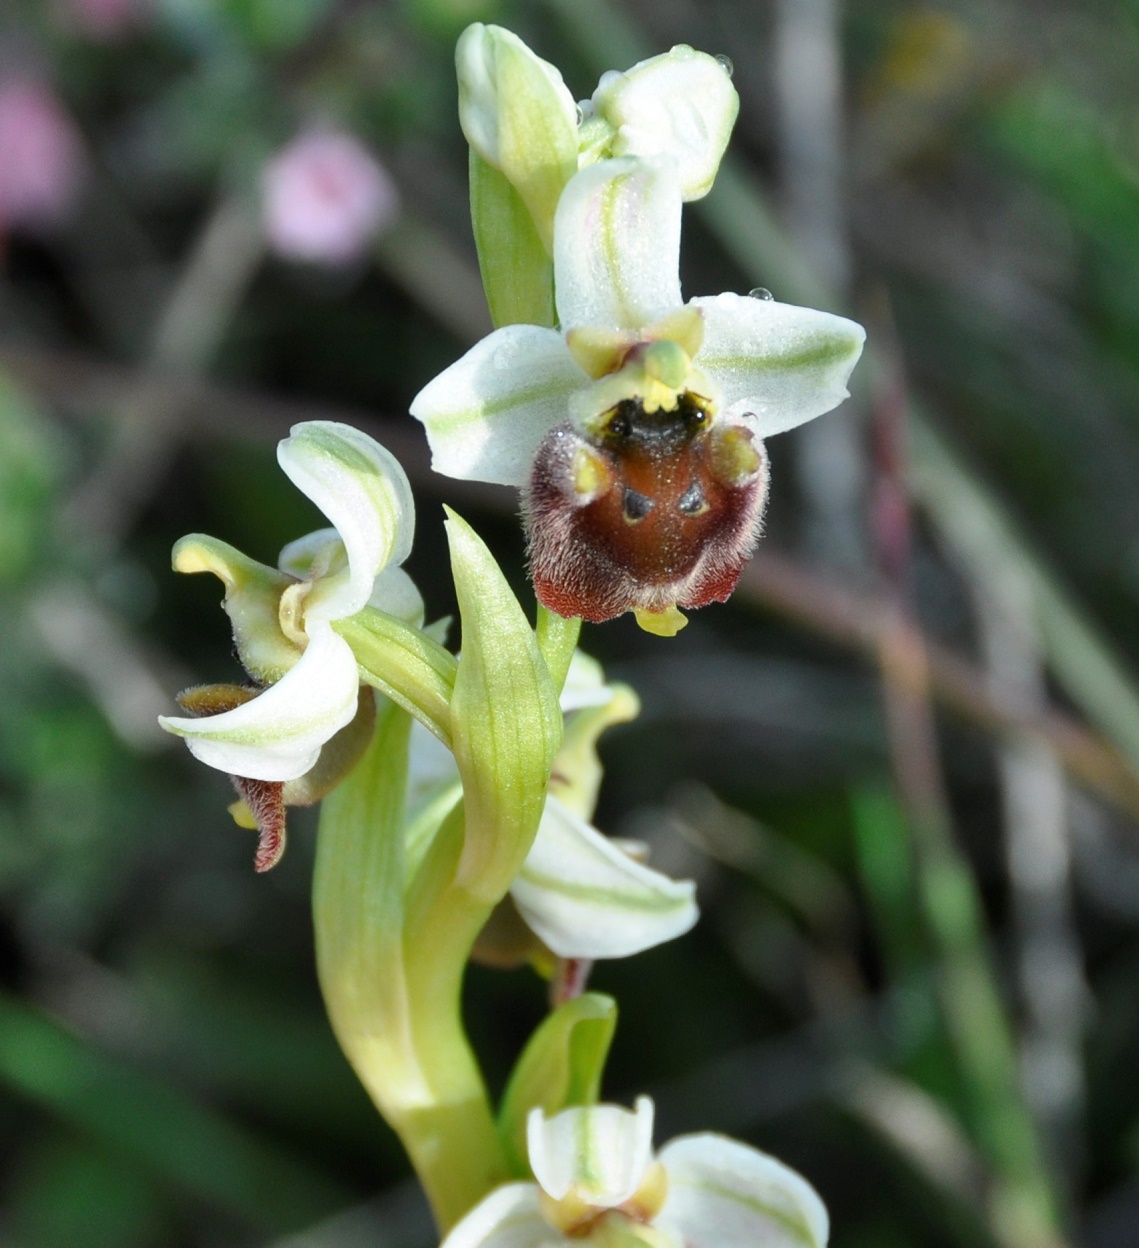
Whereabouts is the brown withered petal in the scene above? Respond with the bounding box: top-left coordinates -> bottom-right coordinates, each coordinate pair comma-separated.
175,682 -> 261,716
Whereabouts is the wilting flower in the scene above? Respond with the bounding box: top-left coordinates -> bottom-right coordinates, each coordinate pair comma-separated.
406,651 -> 697,964
411,156 -> 864,634
0,79 -> 84,233
159,421 -> 419,868
262,129 -> 399,264
441,1097 -> 828,1248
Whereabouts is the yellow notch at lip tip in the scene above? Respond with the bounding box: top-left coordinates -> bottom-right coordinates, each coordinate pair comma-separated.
634,605 -> 688,637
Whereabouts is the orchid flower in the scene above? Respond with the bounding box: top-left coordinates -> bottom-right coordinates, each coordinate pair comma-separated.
411,156 -> 864,634
405,651 -> 697,963
441,1097 -> 828,1248
159,421 -> 420,868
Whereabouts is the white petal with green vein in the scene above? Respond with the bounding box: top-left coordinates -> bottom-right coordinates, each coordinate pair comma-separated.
658,1134 -> 829,1248
693,293 -> 865,439
437,1183 -> 550,1248
512,796 -> 697,959
410,325 -> 583,487
277,421 -> 414,622
528,1098 -> 655,1208
554,157 -> 683,333
158,625 -> 361,781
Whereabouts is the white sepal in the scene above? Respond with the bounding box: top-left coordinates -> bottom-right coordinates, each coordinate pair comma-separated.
591,46 -> 739,200
158,625 -> 361,782
657,1134 -> 829,1248
512,797 -> 697,959
277,421 -> 415,623
365,565 -> 425,626
528,1097 -> 655,1208
693,293 -> 865,439
554,157 -> 683,333
437,1183 -> 550,1248
278,528 -> 343,582
410,324 -> 583,487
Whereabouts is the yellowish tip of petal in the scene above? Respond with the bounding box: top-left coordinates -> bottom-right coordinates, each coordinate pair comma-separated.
172,534 -> 235,580
634,606 -> 688,636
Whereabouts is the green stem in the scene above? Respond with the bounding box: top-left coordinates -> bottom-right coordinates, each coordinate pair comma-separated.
314,704 -> 504,1233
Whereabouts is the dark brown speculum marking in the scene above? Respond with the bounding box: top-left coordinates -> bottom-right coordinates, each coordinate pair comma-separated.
527,393 -> 769,623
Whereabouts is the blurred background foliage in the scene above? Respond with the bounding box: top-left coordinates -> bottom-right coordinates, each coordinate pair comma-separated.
3,0 -> 1139,1244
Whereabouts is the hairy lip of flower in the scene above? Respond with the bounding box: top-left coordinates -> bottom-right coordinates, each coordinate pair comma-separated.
526,385 -> 767,627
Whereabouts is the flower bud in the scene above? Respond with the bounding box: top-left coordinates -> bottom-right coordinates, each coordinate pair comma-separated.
589,46 -> 739,200
456,23 -> 578,251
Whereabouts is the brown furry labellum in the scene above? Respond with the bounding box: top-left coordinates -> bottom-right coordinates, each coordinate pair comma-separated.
525,394 -> 769,624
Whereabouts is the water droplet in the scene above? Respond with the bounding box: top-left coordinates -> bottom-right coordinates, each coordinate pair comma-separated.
575,103 -> 585,126
748,286 -> 774,301
715,54 -> 734,78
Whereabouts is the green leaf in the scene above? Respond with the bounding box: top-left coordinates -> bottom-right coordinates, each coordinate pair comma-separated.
445,508 -> 562,902
0,992 -> 346,1232
470,151 -> 556,329
498,992 -> 618,1176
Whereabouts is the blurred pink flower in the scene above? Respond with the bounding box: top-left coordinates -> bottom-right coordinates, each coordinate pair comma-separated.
0,79 -> 84,232
66,0 -> 147,39
261,129 -> 399,265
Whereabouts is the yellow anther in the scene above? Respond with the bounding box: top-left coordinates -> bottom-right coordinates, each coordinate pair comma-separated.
571,445 -> 613,502
278,581 -> 312,648
710,425 -> 762,485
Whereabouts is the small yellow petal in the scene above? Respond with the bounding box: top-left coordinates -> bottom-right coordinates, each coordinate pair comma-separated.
228,799 -> 258,830
633,606 -> 688,636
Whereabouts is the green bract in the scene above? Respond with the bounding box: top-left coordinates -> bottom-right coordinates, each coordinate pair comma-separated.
404,649 -> 698,961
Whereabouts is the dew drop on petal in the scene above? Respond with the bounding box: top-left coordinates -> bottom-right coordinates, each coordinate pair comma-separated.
575,103 -> 585,126
715,54 -> 735,78
748,286 -> 774,300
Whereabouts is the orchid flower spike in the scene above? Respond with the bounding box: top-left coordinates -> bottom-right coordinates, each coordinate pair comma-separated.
411,157 -> 865,636
405,650 -> 697,964
441,1097 -> 829,1248
159,421 -> 420,869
